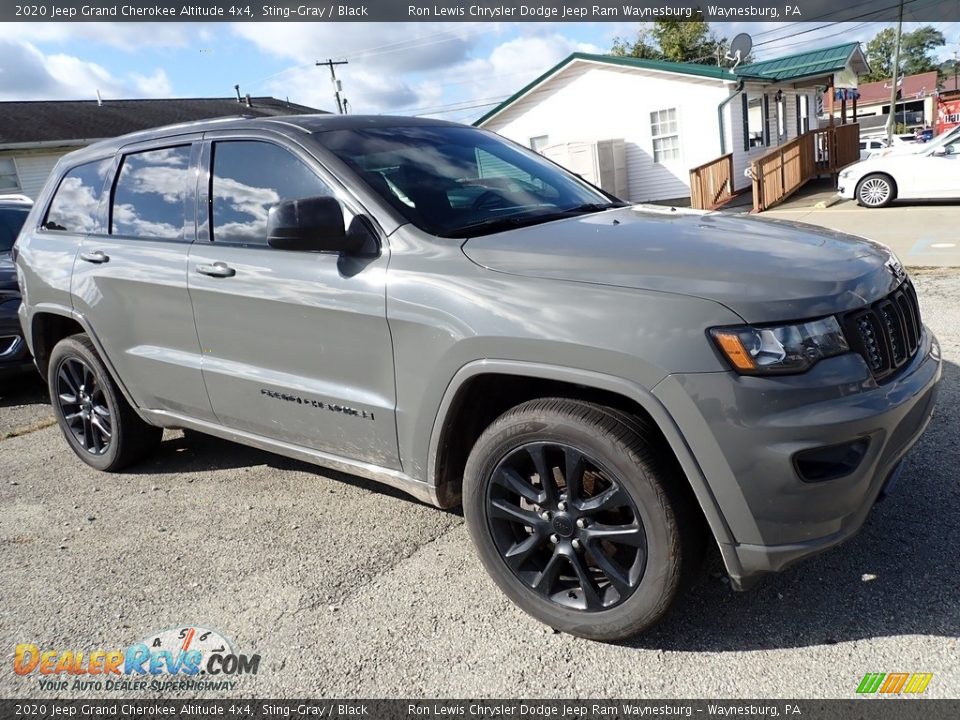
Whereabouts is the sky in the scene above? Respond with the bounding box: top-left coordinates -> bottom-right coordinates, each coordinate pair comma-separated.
0,21 -> 958,123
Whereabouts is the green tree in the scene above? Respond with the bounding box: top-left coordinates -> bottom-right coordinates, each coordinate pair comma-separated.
863,26 -> 945,82
611,21 -> 726,65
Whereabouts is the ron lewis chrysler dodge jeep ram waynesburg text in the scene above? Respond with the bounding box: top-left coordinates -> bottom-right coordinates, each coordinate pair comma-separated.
14,116 -> 940,641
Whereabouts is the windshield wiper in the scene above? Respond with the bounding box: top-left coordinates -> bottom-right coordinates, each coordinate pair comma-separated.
445,202 -> 628,238
562,201 -> 629,213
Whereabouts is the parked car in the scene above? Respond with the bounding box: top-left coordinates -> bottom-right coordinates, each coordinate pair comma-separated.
15,116 -> 940,640
859,138 -> 887,160
0,194 -> 34,376
839,128 -> 960,207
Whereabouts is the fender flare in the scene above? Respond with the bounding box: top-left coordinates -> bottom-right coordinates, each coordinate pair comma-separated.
28,303 -> 145,417
425,359 -> 736,551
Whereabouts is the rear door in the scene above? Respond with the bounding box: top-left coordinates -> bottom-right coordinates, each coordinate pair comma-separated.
70,138 -> 215,421
187,133 -> 399,468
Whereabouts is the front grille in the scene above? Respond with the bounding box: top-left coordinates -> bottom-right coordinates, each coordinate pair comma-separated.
842,280 -> 922,382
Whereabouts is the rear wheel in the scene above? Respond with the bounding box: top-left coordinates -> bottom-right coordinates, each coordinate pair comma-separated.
48,333 -> 161,472
463,398 -> 693,641
856,173 -> 895,208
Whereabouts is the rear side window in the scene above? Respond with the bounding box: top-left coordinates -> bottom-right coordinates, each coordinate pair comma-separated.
210,141 -> 333,246
111,146 -> 192,240
43,159 -> 113,233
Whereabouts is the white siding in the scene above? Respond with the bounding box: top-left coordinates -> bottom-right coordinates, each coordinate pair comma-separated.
3,151 -> 69,199
725,86 -> 820,192
481,62 -> 733,203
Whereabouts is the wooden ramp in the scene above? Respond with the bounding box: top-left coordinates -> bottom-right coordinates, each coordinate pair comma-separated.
690,123 -> 860,213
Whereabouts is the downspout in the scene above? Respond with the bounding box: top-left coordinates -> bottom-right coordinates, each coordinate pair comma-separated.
718,80 -> 745,155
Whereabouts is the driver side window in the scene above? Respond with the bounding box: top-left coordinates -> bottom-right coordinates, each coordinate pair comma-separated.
210,140 -> 335,246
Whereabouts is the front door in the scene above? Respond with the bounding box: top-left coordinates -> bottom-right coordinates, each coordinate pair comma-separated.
187,136 -> 400,469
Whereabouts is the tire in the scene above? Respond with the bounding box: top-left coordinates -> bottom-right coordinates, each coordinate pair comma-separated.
463,398 -> 694,641
47,333 -> 161,472
856,173 -> 896,208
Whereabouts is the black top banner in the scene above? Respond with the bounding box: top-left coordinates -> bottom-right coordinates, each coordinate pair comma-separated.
5,0 -> 960,22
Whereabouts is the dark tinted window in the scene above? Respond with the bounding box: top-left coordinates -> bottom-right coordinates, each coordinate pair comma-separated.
0,207 -> 29,252
317,125 -> 611,237
44,159 -> 113,233
111,146 -> 192,239
211,141 -> 332,246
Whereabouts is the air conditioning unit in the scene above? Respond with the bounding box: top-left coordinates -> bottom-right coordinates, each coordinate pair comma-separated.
542,139 -> 627,198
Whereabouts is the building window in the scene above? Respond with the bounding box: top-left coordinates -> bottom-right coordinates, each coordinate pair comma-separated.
650,108 -> 680,163
796,95 -> 810,135
0,157 -> 19,191
529,135 -> 549,153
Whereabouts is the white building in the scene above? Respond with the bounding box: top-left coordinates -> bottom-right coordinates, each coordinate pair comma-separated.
0,96 -> 323,199
476,43 -> 868,205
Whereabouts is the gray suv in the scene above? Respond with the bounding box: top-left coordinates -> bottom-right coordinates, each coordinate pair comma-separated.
14,116 -> 940,640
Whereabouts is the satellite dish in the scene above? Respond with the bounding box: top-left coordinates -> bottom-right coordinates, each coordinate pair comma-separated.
726,33 -> 753,70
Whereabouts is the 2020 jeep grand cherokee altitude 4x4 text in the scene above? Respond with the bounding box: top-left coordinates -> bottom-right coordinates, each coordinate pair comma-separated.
14,116 -> 940,640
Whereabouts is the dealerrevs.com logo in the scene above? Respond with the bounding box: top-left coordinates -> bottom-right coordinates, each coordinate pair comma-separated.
13,626 -> 260,692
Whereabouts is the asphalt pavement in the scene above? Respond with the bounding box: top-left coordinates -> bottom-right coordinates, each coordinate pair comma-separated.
1,270 -> 958,699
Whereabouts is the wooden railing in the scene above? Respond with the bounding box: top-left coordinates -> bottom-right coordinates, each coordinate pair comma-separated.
751,122 -> 860,212
689,153 -> 734,210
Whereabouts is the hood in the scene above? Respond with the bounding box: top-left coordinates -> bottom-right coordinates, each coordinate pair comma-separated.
461,206 -> 901,323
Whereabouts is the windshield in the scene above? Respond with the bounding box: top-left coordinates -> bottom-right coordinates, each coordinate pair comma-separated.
0,207 -> 29,252
316,125 -> 622,237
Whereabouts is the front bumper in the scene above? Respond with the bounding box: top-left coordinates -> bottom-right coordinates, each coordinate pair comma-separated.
654,328 -> 941,589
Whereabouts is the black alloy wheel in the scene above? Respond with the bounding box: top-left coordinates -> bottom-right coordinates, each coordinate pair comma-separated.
487,441 -> 647,611
55,356 -> 113,455
47,333 -> 162,472
463,398 -> 699,641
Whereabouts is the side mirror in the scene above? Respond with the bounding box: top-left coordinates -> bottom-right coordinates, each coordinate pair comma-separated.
933,145 -> 954,157
267,196 -> 356,253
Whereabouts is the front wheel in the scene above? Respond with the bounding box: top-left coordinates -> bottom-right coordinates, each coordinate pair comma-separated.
856,173 -> 896,208
48,333 -> 161,472
463,398 -> 694,641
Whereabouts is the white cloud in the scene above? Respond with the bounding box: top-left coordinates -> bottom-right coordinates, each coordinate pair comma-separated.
0,39 -> 171,100
243,24 -> 601,119
0,22 -> 200,50
131,68 -> 173,97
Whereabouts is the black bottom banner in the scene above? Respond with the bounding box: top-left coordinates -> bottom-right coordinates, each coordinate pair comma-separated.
1,699 -> 957,720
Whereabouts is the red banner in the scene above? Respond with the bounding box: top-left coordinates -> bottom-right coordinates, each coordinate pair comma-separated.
936,97 -> 960,135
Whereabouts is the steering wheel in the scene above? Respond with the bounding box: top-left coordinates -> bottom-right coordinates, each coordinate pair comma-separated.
472,190 -> 511,211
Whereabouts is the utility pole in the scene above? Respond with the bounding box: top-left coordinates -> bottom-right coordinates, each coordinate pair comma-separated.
316,59 -> 348,114
886,0 -> 904,145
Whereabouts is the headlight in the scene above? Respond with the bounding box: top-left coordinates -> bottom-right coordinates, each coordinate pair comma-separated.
839,169 -> 852,179
710,317 -> 849,375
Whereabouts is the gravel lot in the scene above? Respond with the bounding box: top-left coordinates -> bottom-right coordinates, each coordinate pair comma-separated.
1,269 -> 958,699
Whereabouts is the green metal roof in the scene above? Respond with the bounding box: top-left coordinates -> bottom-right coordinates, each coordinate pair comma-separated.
734,42 -> 865,82
474,43 -> 866,127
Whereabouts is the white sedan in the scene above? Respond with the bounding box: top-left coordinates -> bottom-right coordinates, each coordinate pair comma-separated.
838,127 -> 960,208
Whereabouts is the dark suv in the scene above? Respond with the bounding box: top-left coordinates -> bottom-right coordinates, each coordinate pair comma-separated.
1,194 -> 33,375
14,116 -> 940,640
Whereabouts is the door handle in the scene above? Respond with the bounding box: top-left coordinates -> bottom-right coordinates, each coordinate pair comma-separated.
79,250 -> 109,264
196,262 -> 236,278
